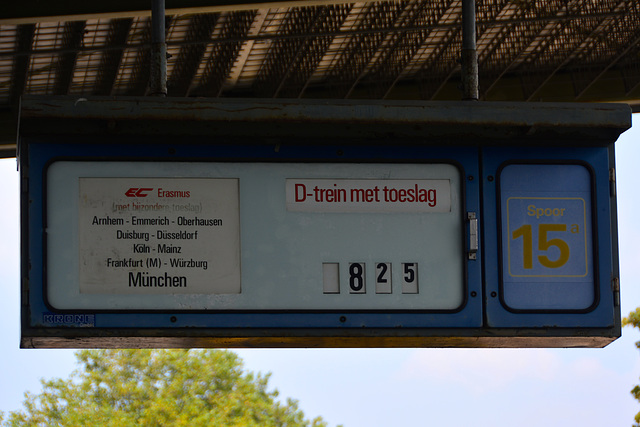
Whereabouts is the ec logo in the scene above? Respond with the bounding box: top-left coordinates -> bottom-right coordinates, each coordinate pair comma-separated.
125,188 -> 153,197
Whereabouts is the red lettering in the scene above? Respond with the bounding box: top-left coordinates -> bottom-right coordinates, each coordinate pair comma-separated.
295,184 -> 307,202
125,188 -> 153,197
428,189 -> 437,207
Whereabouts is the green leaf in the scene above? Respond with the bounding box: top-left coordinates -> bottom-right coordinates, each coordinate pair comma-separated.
626,307 -> 640,426
623,307 -> 640,328
4,350 -> 331,427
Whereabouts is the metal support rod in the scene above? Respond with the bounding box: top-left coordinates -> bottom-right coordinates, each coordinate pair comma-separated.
150,0 -> 167,96
461,0 -> 478,100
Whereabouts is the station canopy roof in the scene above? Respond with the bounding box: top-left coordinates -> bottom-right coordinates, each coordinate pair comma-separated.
1,0 -> 640,157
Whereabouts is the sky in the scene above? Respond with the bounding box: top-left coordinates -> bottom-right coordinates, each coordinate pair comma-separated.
2,114 -> 640,426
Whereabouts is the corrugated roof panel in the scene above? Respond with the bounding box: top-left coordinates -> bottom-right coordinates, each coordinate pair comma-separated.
0,0 -> 637,108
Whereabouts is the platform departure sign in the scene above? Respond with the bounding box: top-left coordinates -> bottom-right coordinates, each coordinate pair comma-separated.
46,161 -> 464,312
18,97 -> 629,348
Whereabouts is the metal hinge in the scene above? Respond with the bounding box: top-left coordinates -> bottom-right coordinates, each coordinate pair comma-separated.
610,168 -> 616,198
612,277 -> 620,307
468,212 -> 478,260
22,277 -> 30,312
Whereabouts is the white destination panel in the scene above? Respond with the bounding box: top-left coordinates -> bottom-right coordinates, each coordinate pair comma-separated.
78,178 -> 241,295
286,179 -> 450,213
46,161 -> 463,311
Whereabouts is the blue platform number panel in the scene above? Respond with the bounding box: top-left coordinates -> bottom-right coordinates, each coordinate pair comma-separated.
499,164 -> 595,311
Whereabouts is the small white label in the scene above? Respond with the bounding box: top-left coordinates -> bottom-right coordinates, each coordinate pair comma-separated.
322,263 -> 340,294
375,263 -> 392,294
348,263 -> 366,293
285,179 -> 450,213
402,263 -> 419,294
78,178 -> 241,295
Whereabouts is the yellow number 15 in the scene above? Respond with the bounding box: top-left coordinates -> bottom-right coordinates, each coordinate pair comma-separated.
512,224 -> 570,269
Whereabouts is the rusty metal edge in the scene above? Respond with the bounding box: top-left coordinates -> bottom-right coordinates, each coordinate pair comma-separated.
17,96 -> 632,148
20,334 -> 616,349
18,96 -> 630,126
1,0 -> 365,25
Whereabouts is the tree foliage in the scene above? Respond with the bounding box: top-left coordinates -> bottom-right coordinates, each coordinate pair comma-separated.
4,349 -> 328,427
624,308 -> 640,427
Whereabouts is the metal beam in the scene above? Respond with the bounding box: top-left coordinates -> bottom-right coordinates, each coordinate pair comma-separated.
125,19 -> 152,96
215,10 -> 267,95
18,96 -> 631,142
253,6 -> 347,98
149,0 -> 168,96
18,334 -> 621,349
188,11 -> 257,97
1,0 -> 370,25
0,10 -> 628,61
574,5 -> 640,99
424,0 -> 514,101
381,0 -> 459,99
94,19 -> 133,96
322,2 -> 407,99
167,14 -> 220,97
521,1 -> 624,101
461,0 -> 478,100
54,21 -> 85,95
9,25 -> 36,105
355,0 -> 432,99
277,5 -> 351,98
479,8 -> 541,98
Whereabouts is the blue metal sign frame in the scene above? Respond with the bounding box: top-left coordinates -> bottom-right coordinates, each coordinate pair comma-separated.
25,139 -> 482,330
18,97 -> 628,348
482,147 -> 617,328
